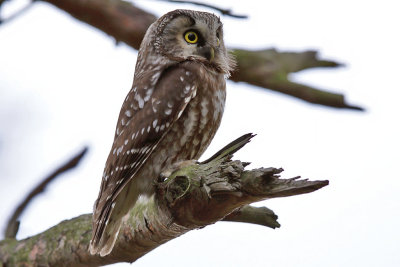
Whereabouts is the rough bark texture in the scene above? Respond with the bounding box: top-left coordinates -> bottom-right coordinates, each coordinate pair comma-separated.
0,153 -> 328,266
38,0 -> 362,110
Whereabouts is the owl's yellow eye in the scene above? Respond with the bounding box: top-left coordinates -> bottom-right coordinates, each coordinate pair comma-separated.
184,31 -> 198,44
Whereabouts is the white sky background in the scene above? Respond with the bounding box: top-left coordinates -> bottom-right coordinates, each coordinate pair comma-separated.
0,0 -> 399,266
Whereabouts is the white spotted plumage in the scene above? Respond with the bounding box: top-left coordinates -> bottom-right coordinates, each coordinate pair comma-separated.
90,9 -> 235,256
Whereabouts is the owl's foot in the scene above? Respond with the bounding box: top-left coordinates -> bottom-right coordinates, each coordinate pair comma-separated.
159,160 -> 198,182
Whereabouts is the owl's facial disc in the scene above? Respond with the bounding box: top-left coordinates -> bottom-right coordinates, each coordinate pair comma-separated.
155,11 -> 234,73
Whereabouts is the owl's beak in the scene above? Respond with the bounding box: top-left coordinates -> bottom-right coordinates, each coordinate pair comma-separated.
199,45 -> 215,62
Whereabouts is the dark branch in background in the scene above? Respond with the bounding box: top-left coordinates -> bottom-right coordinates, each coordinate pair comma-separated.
0,135 -> 328,266
36,0 -> 364,110
4,147 -> 88,239
157,0 -> 248,18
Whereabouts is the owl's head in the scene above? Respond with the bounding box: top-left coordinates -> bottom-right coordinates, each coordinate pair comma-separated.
143,9 -> 235,75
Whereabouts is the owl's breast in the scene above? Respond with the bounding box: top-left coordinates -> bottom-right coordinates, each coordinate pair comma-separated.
152,71 -> 225,169
134,67 -> 226,193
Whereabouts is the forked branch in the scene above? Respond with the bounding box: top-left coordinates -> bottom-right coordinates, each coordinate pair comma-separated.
0,134 -> 328,266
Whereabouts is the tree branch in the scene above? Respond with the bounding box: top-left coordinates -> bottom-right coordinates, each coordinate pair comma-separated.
230,49 -> 363,110
222,205 -> 280,228
4,147 -> 88,239
35,0 -> 362,110
158,0 -> 248,18
0,135 -> 328,266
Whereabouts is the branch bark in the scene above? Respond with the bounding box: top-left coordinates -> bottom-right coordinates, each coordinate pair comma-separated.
0,135 -> 328,266
37,0 -> 362,110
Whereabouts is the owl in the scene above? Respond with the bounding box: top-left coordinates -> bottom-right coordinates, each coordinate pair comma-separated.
89,9 -> 235,256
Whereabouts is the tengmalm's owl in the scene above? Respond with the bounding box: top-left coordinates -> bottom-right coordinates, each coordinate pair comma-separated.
89,9 -> 235,256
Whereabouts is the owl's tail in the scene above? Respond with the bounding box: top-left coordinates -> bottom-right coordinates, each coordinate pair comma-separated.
89,217 -> 124,256
90,182 -> 140,256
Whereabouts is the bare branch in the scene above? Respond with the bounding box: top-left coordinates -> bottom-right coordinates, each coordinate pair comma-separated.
0,135 -> 328,266
157,0 -> 248,18
4,147 -> 88,239
230,48 -> 364,110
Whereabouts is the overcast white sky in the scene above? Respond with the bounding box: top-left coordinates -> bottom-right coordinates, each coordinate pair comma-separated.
0,0 -> 399,266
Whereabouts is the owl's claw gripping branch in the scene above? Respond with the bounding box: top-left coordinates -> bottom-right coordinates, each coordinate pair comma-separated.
0,135 -> 328,266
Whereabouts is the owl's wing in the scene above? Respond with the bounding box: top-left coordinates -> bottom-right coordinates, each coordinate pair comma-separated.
90,62 -> 199,255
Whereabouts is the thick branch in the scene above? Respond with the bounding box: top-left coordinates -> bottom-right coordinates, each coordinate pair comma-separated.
37,0 -> 362,110
0,148 -> 328,266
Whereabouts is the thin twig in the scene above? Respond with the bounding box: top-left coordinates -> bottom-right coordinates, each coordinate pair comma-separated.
4,147 -> 88,238
0,1 -> 35,25
157,0 -> 248,18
